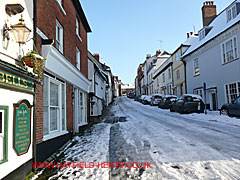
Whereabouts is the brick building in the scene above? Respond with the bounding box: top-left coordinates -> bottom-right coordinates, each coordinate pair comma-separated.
35,0 -> 91,162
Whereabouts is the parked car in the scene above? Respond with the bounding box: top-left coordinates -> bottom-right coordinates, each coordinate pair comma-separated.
220,96 -> 240,117
150,94 -> 164,106
158,95 -> 177,109
139,95 -> 147,103
134,95 -> 141,101
170,94 -> 205,114
142,95 -> 152,105
127,92 -> 135,99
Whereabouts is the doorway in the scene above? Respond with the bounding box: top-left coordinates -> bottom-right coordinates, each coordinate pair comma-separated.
211,93 -> 217,110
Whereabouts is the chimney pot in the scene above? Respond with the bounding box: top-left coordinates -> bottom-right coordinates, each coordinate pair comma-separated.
93,53 -> 100,61
187,33 -> 190,38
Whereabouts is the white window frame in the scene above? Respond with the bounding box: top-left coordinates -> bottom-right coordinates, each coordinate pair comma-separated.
221,36 -> 238,64
56,19 -> 64,54
225,81 -> 240,104
76,18 -> 82,41
76,47 -> 81,70
176,70 -> 180,80
227,4 -> 238,22
56,0 -> 66,15
193,58 -> 200,76
199,29 -> 205,41
43,74 -> 67,141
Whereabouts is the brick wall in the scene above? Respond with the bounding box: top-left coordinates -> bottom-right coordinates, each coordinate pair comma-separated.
36,0 -> 90,144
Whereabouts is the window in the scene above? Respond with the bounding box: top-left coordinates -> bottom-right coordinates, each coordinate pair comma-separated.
225,82 -> 240,103
162,73 -> 165,83
76,18 -> 81,40
56,20 -> 63,53
199,29 -> 205,41
43,75 -> 66,138
168,69 -> 171,79
76,47 -> 80,70
157,77 -> 159,87
227,4 -> 238,22
194,58 -> 200,76
176,70 -> 180,80
193,89 -> 203,98
176,52 -> 179,61
0,106 -> 8,164
222,37 -> 238,64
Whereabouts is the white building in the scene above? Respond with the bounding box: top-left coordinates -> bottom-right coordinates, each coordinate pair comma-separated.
0,1 -> 36,179
153,57 -> 173,95
182,0 -> 240,110
88,53 -> 107,118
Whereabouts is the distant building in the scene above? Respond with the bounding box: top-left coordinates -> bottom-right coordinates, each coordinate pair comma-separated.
121,84 -> 135,95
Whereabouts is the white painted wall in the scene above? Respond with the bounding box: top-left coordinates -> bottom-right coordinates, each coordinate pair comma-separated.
0,88 -> 33,179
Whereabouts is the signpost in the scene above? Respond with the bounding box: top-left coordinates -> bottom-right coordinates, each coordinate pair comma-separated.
203,82 -> 207,114
13,99 -> 32,156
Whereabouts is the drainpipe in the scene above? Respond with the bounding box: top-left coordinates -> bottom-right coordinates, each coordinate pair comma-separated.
33,0 -> 37,172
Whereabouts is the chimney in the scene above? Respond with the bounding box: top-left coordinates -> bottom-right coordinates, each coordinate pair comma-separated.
146,54 -> 151,59
187,33 -> 190,38
93,53 -> 99,61
156,50 -> 161,56
202,1 -> 217,27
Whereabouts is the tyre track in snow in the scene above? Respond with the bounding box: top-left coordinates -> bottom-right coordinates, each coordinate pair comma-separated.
115,97 -> 240,179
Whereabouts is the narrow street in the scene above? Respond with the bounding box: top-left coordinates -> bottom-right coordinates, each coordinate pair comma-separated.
35,97 -> 240,180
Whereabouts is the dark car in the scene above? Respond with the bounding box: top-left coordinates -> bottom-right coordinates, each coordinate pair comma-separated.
220,96 -> 240,117
170,94 -> 205,114
134,95 -> 141,101
150,94 -> 164,106
142,95 -> 152,105
127,92 -> 135,99
158,95 -> 177,109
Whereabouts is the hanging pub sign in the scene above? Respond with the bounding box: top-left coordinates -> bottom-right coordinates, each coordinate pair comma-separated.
0,69 -> 34,93
13,99 -> 32,156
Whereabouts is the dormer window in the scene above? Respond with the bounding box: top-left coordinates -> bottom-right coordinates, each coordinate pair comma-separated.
199,26 -> 212,41
227,3 -> 239,22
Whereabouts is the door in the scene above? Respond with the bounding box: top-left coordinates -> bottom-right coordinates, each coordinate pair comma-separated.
212,93 -> 217,111
0,110 -> 4,161
78,91 -> 84,125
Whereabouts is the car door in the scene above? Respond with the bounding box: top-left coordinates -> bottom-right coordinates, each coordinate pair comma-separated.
232,97 -> 240,116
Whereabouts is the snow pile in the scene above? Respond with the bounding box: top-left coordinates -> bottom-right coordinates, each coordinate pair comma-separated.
48,123 -> 111,180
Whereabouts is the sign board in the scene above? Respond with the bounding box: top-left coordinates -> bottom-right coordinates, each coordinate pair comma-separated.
13,100 -> 32,156
0,70 -> 34,93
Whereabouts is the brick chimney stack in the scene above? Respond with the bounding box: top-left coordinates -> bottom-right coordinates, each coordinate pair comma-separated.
93,53 -> 100,61
202,1 -> 217,27
146,54 -> 151,59
156,50 -> 161,56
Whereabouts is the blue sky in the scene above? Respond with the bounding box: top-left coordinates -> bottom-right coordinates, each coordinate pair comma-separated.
81,0 -> 234,84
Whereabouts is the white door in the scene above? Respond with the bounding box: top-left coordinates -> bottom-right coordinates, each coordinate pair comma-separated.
74,89 -> 87,134
0,110 -> 4,161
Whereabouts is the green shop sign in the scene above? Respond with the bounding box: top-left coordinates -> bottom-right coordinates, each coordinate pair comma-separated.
0,69 -> 34,93
13,99 -> 32,156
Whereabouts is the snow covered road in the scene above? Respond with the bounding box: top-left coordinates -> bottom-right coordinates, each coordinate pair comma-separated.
114,97 -> 240,179
34,97 -> 240,180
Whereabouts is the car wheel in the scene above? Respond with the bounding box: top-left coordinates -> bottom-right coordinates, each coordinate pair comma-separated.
170,107 -> 174,112
179,107 -> 184,114
220,109 -> 229,116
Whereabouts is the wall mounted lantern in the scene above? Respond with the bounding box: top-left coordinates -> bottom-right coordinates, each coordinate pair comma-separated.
10,15 -> 31,44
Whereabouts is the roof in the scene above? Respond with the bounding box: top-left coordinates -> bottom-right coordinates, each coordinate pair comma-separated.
182,0 -> 240,58
72,0 -> 92,33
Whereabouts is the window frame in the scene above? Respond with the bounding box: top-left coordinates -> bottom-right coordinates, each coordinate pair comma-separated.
193,58 -> 200,76
76,47 -> 81,70
43,74 -> 67,141
56,19 -> 64,54
0,106 -> 8,165
221,36 -> 238,64
225,81 -> 240,104
76,17 -> 82,41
